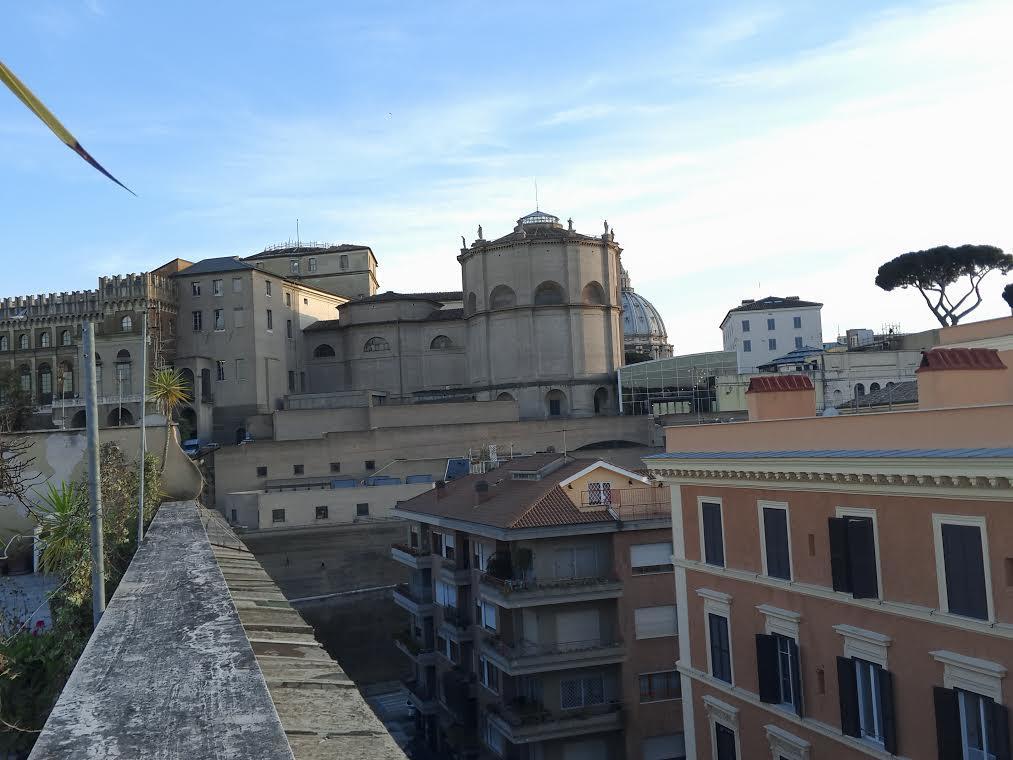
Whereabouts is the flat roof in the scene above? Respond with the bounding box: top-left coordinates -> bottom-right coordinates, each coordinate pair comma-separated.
647,448 -> 1013,460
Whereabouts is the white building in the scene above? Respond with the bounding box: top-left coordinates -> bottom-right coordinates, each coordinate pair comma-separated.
720,295 -> 823,373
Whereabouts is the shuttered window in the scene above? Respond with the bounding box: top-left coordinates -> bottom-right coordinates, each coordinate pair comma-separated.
762,506 -> 791,580
940,523 -> 989,620
635,605 -> 677,639
838,656 -> 898,753
701,502 -> 724,567
934,686 -> 1010,760
708,614 -> 732,683
828,516 -> 879,598
756,633 -> 803,716
631,542 -> 673,574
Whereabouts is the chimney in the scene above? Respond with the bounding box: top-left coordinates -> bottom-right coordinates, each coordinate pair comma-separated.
435,480 -> 446,500
741,299 -> 755,306
474,480 -> 490,506
916,348 -> 1010,409
745,374 -> 816,420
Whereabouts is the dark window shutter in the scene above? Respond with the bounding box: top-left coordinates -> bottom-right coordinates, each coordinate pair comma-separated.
933,686 -> 961,760
788,638 -> 803,717
847,518 -> 878,598
756,634 -> 780,703
715,724 -> 737,760
992,701 -> 1011,760
828,517 -> 852,592
878,667 -> 898,755
703,503 -> 724,566
941,524 -> 988,619
836,656 -> 860,738
763,508 -> 791,579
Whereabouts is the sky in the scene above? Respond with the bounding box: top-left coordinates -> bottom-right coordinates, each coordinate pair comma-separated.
2,0 -> 1012,353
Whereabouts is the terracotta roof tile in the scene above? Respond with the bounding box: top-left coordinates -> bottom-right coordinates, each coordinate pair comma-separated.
917,348 -> 1006,372
746,374 -> 815,393
510,487 -> 612,529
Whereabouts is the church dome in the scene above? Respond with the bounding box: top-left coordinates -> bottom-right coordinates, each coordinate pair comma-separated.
621,268 -> 672,359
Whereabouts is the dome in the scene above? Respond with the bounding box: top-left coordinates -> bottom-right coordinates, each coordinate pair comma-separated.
621,268 -> 672,359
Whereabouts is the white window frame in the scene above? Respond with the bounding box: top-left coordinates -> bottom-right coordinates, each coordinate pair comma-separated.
757,500 -> 793,581
212,278 -> 223,296
757,604 -> 800,640
703,695 -> 742,760
479,655 -> 500,695
931,650 -> 1006,704
835,506 -> 883,599
853,657 -> 885,746
191,281 -> 201,296
698,496 -> 726,568
698,588 -> 734,686
765,724 -> 810,760
931,514 -> 994,623
586,481 -> 612,506
833,624 -> 891,669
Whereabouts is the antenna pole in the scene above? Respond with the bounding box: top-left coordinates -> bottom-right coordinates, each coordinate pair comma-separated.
534,180 -> 539,211
296,218 -> 300,246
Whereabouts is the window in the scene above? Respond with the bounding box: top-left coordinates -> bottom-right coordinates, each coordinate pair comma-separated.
549,398 -> 561,415
356,503 -> 369,516
285,292 -> 292,307
266,309 -> 273,330
760,502 -> 791,581
933,686 -> 1009,760
473,542 -> 493,572
438,532 -> 456,560
631,542 -> 673,574
18,334 -> 28,350
870,382 -> 881,392
232,277 -> 242,293
230,509 -> 237,522
430,335 -> 452,350
479,656 -> 501,693
794,336 -> 804,350
767,318 -> 775,330
742,319 -> 750,332
293,464 -> 304,475
743,339 -> 751,352
854,383 -> 865,397
756,633 -> 802,715
715,723 -> 737,760
0,336 -> 7,351
829,512 -> 879,598
837,656 -> 897,751
364,336 -> 389,352
437,635 -> 460,664
365,460 -> 375,470
256,466 -> 267,477
308,257 -> 317,272
214,309 -> 224,331
768,338 -> 777,351
289,259 -> 299,274
38,364 -> 52,396
479,600 -> 497,631
191,281 -> 201,296
330,462 -> 340,473
640,671 -> 681,703
60,330 -> 71,346
534,281 -> 565,305
313,344 -> 335,358
339,254 -> 349,270
708,614 -> 732,683
265,281 -> 272,296
233,307 -> 246,328
235,358 -> 247,381
489,284 -> 516,309
286,319 -> 292,338
19,365 -> 30,392
315,505 -> 328,520
635,605 -> 677,639
586,481 -> 612,506
271,509 -> 285,523
560,674 -> 605,709
701,501 -> 725,567
642,734 -> 686,760
793,316 -> 802,328
216,360 -> 226,381
212,279 -> 223,296
192,311 -> 203,331
934,516 -> 991,621
288,371 -> 295,392
40,331 -> 51,347
483,717 -> 506,757
553,545 -> 596,579
435,580 -> 458,607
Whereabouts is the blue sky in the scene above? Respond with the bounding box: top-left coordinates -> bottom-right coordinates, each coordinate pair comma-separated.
2,0 -> 1012,352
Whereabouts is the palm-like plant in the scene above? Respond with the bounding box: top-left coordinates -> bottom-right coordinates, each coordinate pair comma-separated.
148,367 -> 191,474
37,482 -> 88,576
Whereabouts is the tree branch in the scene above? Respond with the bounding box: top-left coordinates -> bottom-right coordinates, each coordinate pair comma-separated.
916,286 -> 950,327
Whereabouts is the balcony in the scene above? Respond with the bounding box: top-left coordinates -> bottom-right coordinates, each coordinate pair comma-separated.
405,678 -> 438,715
393,629 -> 437,666
440,667 -> 477,722
438,554 -> 472,585
479,635 -> 625,676
391,542 -> 435,570
580,487 -> 671,522
439,606 -> 473,641
486,701 -> 623,744
479,574 -> 623,609
393,583 -> 435,616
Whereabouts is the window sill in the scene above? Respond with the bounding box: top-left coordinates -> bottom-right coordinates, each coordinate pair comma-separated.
639,696 -> 682,704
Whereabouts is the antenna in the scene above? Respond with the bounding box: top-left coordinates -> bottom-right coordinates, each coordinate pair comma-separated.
296,218 -> 301,246
534,180 -> 539,211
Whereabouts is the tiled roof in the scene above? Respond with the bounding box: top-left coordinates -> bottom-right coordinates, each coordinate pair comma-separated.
245,244 -> 371,260
836,380 -> 918,409
170,256 -> 258,276
511,487 -> 612,528
303,318 -> 340,332
746,374 -> 815,393
757,346 -> 823,368
720,296 -> 822,327
646,448 -> 1013,460
424,307 -> 464,322
351,291 -> 461,305
917,348 -> 1006,372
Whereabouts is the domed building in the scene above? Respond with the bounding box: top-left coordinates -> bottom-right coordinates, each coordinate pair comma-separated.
621,268 -> 672,361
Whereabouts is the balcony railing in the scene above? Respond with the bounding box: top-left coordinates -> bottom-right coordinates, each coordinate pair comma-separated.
394,583 -> 433,606
391,542 -> 431,557
484,636 -> 622,660
580,486 -> 670,513
442,606 -> 471,631
487,700 -> 623,741
480,574 -> 619,594
405,678 -> 436,703
394,628 -> 435,658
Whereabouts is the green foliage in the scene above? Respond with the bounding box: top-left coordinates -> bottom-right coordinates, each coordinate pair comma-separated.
875,244 -> 1013,326
0,445 -> 161,751
0,367 -> 35,432
148,367 -> 191,473
1003,283 -> 1013,313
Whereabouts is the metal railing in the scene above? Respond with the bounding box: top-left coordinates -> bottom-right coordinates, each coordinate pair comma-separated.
579,487 -> 669,509
394,583 -> 433,605
405,678 -> 435,701
489,699 -> 622,728
480,573 -> 619,594
391,542 -> 431,557
484,636 -> 622,660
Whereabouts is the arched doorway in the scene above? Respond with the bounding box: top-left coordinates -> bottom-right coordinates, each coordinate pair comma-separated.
107,407 -> 134,426
71,410 -> 87,428
496,392 -> 515,403
593,387 -> 610,415
545,389 -> 567,417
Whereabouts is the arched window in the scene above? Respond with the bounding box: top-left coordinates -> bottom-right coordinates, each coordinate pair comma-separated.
854,383 -> 865,397
886,381 -> 895,389
869,382 -> 881,392
496,392 -> 515,402
534,281 -> 565,306
430,335 -> 452,350
313,344 -> 336,358
18,334 -> 28,350
108,407 -> 133,426
364,337 -> 390,352
115,350 -> 132,395
833,389 -> 843,402
467,292 -> 477,315
593,387 -> 610,415
60,330 -> 72,346
489,285 -> 516,310
582,281 -> 606,305
19,365 -> 31,393
121,315 -> 132,332
71,410 -> 87,428
0,336 -> 7,351
39,332 -> 50,348
38,363 -> 52,400
545,389 -> 567,417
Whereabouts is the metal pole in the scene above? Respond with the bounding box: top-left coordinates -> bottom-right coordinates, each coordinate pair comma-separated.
82,322 -> 106,626
137,309 -> 147,544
